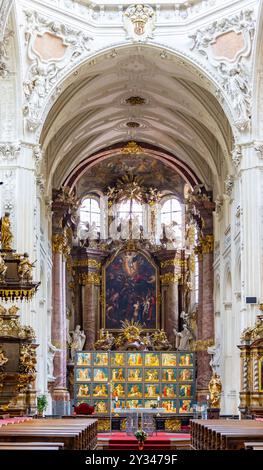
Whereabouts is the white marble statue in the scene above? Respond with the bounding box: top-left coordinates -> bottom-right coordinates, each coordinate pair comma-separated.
47,341 -> 61,380
173,324 -> 193,351
207,338 -> 221,373
68,325 -> 86,362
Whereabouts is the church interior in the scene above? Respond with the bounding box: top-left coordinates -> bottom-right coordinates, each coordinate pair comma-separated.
0,0 -> 263,452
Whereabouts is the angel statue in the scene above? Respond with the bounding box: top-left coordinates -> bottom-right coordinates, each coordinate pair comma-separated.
173,324 -> 193,351
207,338 -> 221,374
67,325 -> 86,362
18,253 -> 36,282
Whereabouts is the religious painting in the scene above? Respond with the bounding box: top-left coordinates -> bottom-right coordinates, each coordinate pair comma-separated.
162,368 -> 176,382
127,352 -> 143,367
144,368 -> 159,382
93,367 -> 109,382
179,353 -> 194,367
145,400 -> 159,409
112,399 -> 126,411
162,353 -> 177,367
145,352 -> 160,367
179,384 -> 194,398
162,400 -> 177,412
112,383 -> 126,398
76,368 -> 91,382
93,352 -> 109,366
178,368 -> 194,382
92,383 -> 109,398
127,368 -> 143,382
111,368 -> 125,381
126,399 -> 143,409
76,384 -> 90,398
145,383 -> 160,398
111,352 -> 125,367
162,384 -> 176,398
93,400 -> 108,413
76,352 -> 91,366
127,383 -> 143,398
103,250 -> 158,330
179,399 -> 193,413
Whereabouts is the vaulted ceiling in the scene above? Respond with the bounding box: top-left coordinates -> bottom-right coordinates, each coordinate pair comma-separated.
41,46 -> 233,196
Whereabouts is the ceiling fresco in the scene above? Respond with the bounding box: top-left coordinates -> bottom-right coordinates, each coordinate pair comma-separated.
76,153 -> 186,199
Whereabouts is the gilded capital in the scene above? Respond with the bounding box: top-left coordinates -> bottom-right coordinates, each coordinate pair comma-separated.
52,233 -> 70,257
79,272 -> 101,286
160,273 -> 181,285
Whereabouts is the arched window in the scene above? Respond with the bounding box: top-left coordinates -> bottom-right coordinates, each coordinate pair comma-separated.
79,197 -> 100,231
117,199 -> 143,226
161,197 -> 182,226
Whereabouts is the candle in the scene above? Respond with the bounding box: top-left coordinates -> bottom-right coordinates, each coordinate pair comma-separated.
206,394 -> 209,401
115,396 -> 118,402
157,396 -> 160,402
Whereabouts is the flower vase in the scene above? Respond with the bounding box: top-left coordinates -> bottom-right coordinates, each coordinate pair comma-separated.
138,441 -> 144,450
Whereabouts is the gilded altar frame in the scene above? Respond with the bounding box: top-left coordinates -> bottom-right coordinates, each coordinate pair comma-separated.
102,248 -> 160,332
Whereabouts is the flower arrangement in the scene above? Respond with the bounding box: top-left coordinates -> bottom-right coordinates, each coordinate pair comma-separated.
134,429 -> 148,443
37,395 -> 48,416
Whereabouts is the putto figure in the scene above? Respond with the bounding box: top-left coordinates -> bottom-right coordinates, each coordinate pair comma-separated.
18,253 -> 35,282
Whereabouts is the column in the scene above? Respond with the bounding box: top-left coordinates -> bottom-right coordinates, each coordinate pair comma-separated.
155,250 -> 182,345
51,235 -> 70,412
195,201 -> 215,400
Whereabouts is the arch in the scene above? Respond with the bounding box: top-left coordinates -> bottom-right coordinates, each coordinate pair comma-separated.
251,0 -> 263,138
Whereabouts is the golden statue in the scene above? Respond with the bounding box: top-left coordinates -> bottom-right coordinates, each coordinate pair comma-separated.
0,347 -> 8,367
18,253 -> 35,282
94,329 -> 115,350
208,372 -> 222,408
0,212 -> 13,251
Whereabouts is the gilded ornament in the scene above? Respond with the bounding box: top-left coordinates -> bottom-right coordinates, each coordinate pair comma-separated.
165,419 -> 181,432
79,272 -> 101,286
16,373 -> 35,393
208,372 -> 222,408
192,338 -> 214,351
94,329 -> 115,351
0,212 -> 13,251
18,253 -> 35,282
0,255 -> 7,282
0,288 -> 36,301
0,347 -> 8,368
52,233 -> 70,257
160,259 -> 186,269
199,234 -> 214,254
241,315 -> 263,342
121,141 -> 143,155
19,344 -> 37,374
160,273 -> 181,285
97,418 -> 111,432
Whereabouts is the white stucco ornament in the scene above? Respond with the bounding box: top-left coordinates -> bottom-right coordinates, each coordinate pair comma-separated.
123,4 -> 155,42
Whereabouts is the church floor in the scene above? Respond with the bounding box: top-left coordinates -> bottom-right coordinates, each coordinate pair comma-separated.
97,431 -> 191,450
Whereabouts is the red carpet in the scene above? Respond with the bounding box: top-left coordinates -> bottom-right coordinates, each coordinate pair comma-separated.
98,432 -> 190,450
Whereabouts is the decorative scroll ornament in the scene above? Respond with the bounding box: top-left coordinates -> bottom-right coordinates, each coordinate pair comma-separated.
19,344 -> 37,374
231,144 -> 242,168
0,28 -> 13,78
198,234 -> 214,254
52,232 -> 71,257
123,4 -> 155,42
0,143 -> 20,161
189,9 -> 255,131
23,10 -> 93,131
240,315 -> 263,343
192,338 -> 214,351
121,141 -> 144,154
78,272 -> 101,286
224,174 -> 234,196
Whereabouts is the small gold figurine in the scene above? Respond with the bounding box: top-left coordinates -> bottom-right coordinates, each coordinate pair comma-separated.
0,212 -> 13,251
0,347 -> 8,367
18,253 -> 35,282
208,372 -> 222,408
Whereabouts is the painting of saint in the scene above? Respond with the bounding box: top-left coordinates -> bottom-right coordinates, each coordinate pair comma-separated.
162,353 -> 177,367
162,384 -> 176,398
178,368 -> 194,382
179,384 -> 193,398
111,368 -> 125,381
145,353 -> 159,367
162,368 -> 176,382
179,399 -> 193,413
127,352 -> 143,366
112,383 -> 126,397
77,384 -> 90,397
127,383 -> 143,398
145,384 -> 159,398
127,368 -> 142,381
179,353 -> 193,367
93,384 -> 108,397
162,400 -> 177,412
104,251 -> 158,330
76,368 -> 91,382
111,352 -> 125,367
126,400 -> 143,409
93,368 -> 108,382
76,352 -> 91,366
93,352 -> 108,366
94,400 -> 108,413
112,399 -> 126,411
145,369 -> 159,382
145,400 -> 158,409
